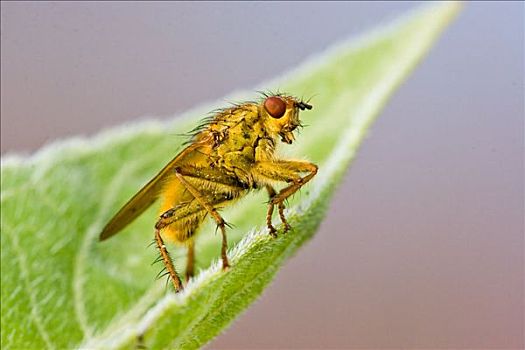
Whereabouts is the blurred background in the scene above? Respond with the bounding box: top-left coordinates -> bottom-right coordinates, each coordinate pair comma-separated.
1,2 -> 523,348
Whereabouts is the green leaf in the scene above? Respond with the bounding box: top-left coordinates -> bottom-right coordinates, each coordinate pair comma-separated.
1,3 -> 460,349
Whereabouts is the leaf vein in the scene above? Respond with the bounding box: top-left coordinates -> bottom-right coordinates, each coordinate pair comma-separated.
72,162 -> 142,339
2,222 -> 56,349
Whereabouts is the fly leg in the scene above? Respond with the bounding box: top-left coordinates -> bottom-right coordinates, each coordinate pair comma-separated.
174,169 -> 232,270
265,185 -> 277,237
154,166 -> 246,284
153,224 -> 184,292
155,200 -> 207,290
270,161 -> 318,204
186,240 -> 195,282
265,185 -> 291,236
155,201 -> 219,286
255,160 -> 318,236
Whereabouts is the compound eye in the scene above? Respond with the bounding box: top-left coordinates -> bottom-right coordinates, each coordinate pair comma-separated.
264,96 -> 286,119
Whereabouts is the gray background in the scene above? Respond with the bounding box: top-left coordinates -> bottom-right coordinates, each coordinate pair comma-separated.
1,2 -> 523,348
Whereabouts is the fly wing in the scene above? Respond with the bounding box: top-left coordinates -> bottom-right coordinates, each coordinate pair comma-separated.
99,139 -> 212,241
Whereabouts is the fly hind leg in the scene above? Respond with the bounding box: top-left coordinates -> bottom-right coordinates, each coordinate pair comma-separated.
186,240 -> 195,282
155,202 -> 212,287
153,226 -> 184,292
155,200 -> 204,289
156,190 -> 241,287
174,169 -> 232,270
155,165 -> 244,281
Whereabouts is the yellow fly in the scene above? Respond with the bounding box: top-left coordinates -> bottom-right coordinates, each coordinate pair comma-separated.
99,93 -> 318,292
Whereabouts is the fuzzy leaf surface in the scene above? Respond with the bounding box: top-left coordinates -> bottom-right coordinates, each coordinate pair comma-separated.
1,3 -> 460,349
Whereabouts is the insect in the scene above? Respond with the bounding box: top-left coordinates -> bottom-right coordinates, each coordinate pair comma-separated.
99,93 -> 318,292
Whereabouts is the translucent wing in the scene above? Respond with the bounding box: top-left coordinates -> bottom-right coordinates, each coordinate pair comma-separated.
99,139 -> 212,241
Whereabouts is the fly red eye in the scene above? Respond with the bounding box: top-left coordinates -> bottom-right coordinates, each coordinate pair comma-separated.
264,96 -> 286,119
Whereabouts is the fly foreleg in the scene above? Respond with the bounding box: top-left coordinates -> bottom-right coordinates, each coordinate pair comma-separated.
265,185 -> 290,237
255,160 -> 318,236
